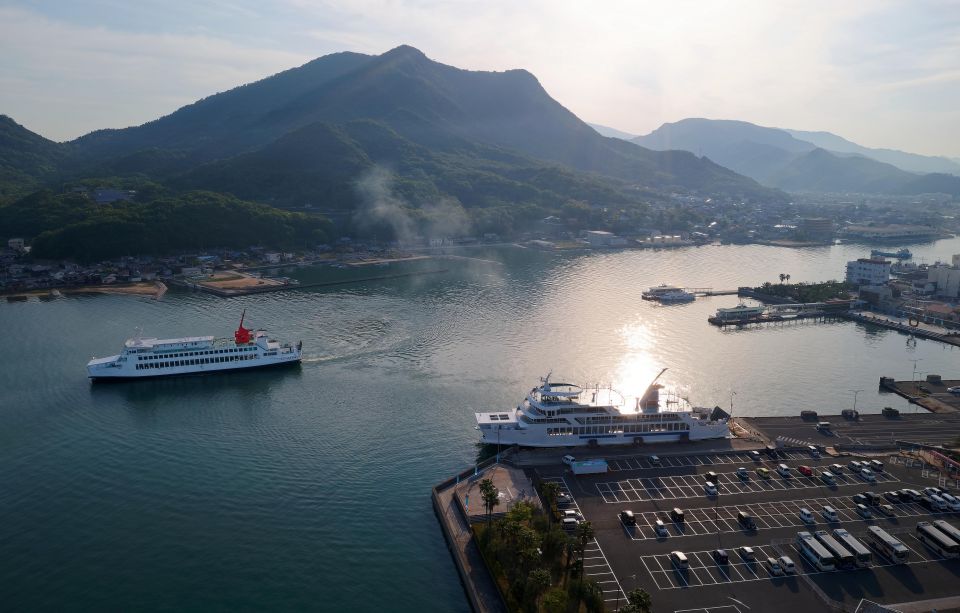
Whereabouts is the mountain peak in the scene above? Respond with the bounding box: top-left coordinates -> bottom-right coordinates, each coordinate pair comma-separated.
380,45 -> 427,61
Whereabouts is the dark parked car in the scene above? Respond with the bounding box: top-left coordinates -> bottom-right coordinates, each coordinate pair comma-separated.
620,510 -> 636,526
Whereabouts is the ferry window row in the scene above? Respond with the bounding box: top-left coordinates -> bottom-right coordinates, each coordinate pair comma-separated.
577,413 -> 681,424
135,353 -> 257,370
548,422 -> 690,436
137,347 -> 255,361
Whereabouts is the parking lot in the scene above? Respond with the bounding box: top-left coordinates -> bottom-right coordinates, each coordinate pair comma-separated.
539,476 -> 626,607
538,447 -> 960,612
619,492 -> 951,540
598,465 -> 898,503
605,450 -> 815,472
641,530 -> 954,591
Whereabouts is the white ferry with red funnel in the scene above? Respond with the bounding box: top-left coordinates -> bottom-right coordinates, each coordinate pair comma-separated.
87,312 -> 302,380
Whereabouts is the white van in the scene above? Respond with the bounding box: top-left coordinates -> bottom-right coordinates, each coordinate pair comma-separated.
779,555 -> 796,574
670,551 -> 689,568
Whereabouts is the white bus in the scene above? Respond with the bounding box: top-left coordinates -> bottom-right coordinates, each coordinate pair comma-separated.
815,530 -> 855,568
797,531 -> 836,571
932,520 -> 960,546
866,526 -> 910,564
833,528 -> 872,566
916,522 -> 960,558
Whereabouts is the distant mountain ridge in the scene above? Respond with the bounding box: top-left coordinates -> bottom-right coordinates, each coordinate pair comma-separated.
785,129 -> 960,176
633,118 -> 960,195
588,123 -> 638,140
65,45 -> 776,202
0,46 -> 784,225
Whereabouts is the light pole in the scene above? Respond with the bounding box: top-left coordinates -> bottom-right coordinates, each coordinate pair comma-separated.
849,389 -> 863,413
911,358 -> 923,390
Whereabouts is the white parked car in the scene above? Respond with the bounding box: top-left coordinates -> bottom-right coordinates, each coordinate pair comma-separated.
941,493 -> 960,511
799,508 -> 815,524
704,481 -> 718,496
930,494 -> 948,512
860,468 -> 877,482
766,557 -> 784,576
779,555 -> 797,574
948,386 -> 960,395
822,506 -> 839,522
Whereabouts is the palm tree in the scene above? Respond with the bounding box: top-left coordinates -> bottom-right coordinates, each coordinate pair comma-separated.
779,273 -> 786,284
785,274 -> 791,283
539,482 -> 561,525
619,587 -> 653,613
576,521 -> 595,581
479,479 -> 499,524
526,568 -> 551,609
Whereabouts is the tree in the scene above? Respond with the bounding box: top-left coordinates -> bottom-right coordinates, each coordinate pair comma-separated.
479,478 -> 500,524
539,481 -> 561,525
575,521 -> 596,599
785,274 -> 791,283
779,273 -> 786,283
619,587 -> 653,613
541,587 -> 568,613
524,568 -> 551,608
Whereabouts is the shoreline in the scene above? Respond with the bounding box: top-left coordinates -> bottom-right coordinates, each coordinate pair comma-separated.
3,281 -> 166,300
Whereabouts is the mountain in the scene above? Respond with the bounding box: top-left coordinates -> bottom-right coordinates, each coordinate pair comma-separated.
785,129 -> 960,176
632,118 -> 816,183
0,115 -> 68,200
67,45 -> 778,202
588,123 -> 638,140
767,148 -> 918,193
634,118 -> 956,195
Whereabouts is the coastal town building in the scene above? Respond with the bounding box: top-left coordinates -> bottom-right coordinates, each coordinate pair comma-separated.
927,260 -> 960,299
846,258 -> 891,286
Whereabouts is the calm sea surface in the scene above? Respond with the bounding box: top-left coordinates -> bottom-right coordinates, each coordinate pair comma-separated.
3,239 -> 960,611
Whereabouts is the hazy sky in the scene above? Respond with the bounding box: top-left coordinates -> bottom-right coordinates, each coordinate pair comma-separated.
1,0 -> 959,157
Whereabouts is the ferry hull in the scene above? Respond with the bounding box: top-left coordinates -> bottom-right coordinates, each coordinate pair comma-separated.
479,429 -> 726,448
89,357 -> 301,381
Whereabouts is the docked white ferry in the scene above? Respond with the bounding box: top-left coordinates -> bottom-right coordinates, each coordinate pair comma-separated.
475,371 -> 729,447
87,312 -> 302,381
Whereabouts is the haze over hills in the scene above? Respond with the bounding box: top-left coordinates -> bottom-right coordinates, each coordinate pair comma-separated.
633,118 -> 960,196
1,46 -> 780,214
784,129 -> 960,176
588,123 -> 638,141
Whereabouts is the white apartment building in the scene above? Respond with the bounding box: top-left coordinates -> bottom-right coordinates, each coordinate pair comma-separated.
845,258 -> 890,286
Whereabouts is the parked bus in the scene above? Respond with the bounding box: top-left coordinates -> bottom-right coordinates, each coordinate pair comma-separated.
814,530 -> 855,568
916,522 -> 960,558
797,531 -> 836,571
833,528 -> 872,566
932,520 -> 960,546
866,526 -> 910,563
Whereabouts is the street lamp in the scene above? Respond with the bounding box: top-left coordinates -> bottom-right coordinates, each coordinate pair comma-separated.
911,358 -> 923,389
849,389 -> 863,412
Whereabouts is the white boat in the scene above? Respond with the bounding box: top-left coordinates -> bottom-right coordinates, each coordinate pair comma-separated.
642,284 -> 683,300
475,369 -> 729,447
657,290 -> 696,303
87,311 -> 302,380
715,304 -> 765,321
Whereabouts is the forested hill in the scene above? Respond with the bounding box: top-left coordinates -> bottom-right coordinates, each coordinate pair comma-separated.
0,190 -> 331,262
65,45 -> 778,202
